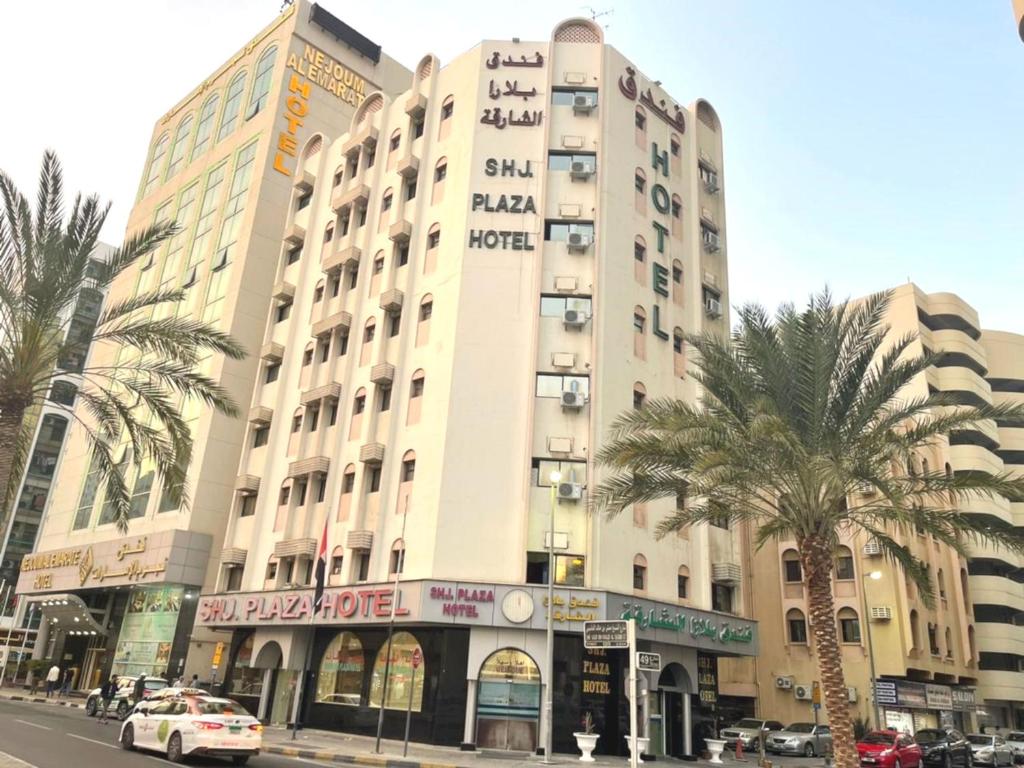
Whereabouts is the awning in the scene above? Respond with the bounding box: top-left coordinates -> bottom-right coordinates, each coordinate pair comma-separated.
34,594 -> 106,637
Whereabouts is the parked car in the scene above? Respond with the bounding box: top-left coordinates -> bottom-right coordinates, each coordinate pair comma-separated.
85,676 -> 168,720
119,693 -> 261,765
720,719 -> 786,751
766,722 -> 833,757
857,729 -> 923,768
968,734 -> 1014,767
1000,733 -> 1024,765
915,728 -> 973,768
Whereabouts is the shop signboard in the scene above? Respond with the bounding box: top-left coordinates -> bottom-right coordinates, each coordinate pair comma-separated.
952,688 -> 976,712
697,652 -> 718,709
611,593 -> 758,653
896,681 -> 927,708
925,684 -> 953,710
112,585 -> 183,679
874,680 -> 897,705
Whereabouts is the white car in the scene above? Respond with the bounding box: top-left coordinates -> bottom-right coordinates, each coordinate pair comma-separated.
85,676 -> 168,720
118,693 -> 262,765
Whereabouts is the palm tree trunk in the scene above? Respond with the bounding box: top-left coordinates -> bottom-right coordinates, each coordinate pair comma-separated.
802,535 -> 858,768
0,402 -> 28,530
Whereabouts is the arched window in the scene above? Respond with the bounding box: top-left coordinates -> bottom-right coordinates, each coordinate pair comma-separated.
313,278 -> 326,304
476,649 -> 540,741
968,625 -> 977,663
669,132 -> 682,172
944,626 -> 953,658
671,259 -> 684,306
266,554 -> 280,582
632,554 -> 647,591
302,342 -> 314,367
316,632 -> 364,706
670,194 -> 683,236
910,609 -> 921,651
323,223 -> 334,244
338,464 -> 356,522
946,462 -> 955,502
129,469 -> 155,519
387,129 -> 402,170
937,568 -> 946,599
165,114 -> 194,180
633,306 -> 646,360
417,295 -> 433,347
424,223 -> 440,274
439,95 -> 454,140
246,45 -> 278,119
408,370 -> 425,426
217,70 -> 248,142
673,327 -> 685,377
141,133 -> 170,197
635,105 -> 647,132
353,388 -> 367,415
837,607 -> 861,643
786,608 -> 808,644
191,94 -> 220,161
960,567 -> 970,605
390,538 -> 405,575
633,381 -> 646,410
360,318 -> 376,366
633,235 -> 646,285
677,565 -> 690,600
401,450 -> 416,483
834,546 -> 855,580
370,631 -> 424,711
416,56 -> 434,80
432,157 -> 448,204
782,549 -> 802,582
634,168 -> 647,214
231,632 -> 264,696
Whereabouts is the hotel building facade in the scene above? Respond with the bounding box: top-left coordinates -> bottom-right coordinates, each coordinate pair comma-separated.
721,283 -> 1024,735
17,1 -> 756,757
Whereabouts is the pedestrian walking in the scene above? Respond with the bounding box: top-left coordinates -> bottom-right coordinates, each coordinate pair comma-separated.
45,663 -> 59,698
98,676 -> 116,724
132,673 -> 146,705
59,668 -> 71,698
190,673 -> 199,688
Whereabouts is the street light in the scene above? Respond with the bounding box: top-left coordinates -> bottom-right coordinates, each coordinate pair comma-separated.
861,570 -> 883,729
542,469 -> 561,764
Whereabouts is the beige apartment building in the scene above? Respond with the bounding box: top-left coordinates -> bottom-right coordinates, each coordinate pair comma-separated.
15,2 -> 409,693
170,8 -> 762,758
721,283 -> 1024,735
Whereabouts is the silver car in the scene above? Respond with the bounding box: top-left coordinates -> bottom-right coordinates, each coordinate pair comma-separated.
720,719 -> 786,751
766,723 -> 833,757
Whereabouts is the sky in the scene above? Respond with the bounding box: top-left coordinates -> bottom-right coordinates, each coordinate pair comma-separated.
2,1 -> 1022,331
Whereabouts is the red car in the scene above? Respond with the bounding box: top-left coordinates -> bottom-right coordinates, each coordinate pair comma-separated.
858,730 -> 924,768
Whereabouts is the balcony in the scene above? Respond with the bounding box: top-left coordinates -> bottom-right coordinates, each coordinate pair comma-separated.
404,93 -> 427,118
332,184 -> 370,214
259,342 -> 284,363
234,474 -> 260,494
301,382 -> 342,406
271,281 -> 295,302
379,288 -> 404,315
359,442 -> 385,464
311,310 -> 352,338
370,363 -> 395,386
396,154 -> 419,179
323,246 -> 360,274
274,538 -> 317,558
220,548 -> 247,566
293,170 -> 315,192
288,455 -> 330,478
283,222 -> 306,246
248,406 -> 273,425
388,219 -> 412,243
346,530 -> 374,550
341,124 -> 378,157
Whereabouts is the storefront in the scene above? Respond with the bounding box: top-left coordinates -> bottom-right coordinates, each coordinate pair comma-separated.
875,680 -> 977,735
14,531 -> 211,690
199,580 -> 758,755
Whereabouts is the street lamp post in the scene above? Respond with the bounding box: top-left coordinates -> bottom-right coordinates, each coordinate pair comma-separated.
860,570 -> 883,729
542,470 -> 561,764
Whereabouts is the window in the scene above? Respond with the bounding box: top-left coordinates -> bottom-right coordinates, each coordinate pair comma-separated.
388,311 -> 401,337
297,190 -> 312,210
295,480 -> 308,506
632,555 -> 647,591
279,484 -> 291,506
276,302 -> 292,324
539,295 -> 592,317
191,94 -> 220,161
342,468 -> 356,494
406,178 -> 417,200
331,554 -> 344,575
336,331 -> 349,356
246,46 -> 277,119
333,168 -> 343,187
440,96 -> 454,120
328,400 -> 338,426
366,147 -> 376,168
314,282 -> 325,302
551,88 -> 598,106
535,373 -> 590,398
530,458 -> 587,487
128,469 -> 154,518
381,191 -> 393,212
165,114 -> 194,180
316,632 -> 363,706
291,412 -> 303,433
330,275 -> 341,297
673,330 -> 684,354
634,169 -> 646,193
356,551 -> 371,581
410,371 -> 425,398
390,540 -> 405,574
544,221 -> 594,241
787,609 -> 808,644
928,623 -> 940,655
670,136 -> 681,156
353,393 -> 366,414
397,243 -> 409,267
315,474 -> 327,503
240,494 -> 257,517
635,106 -> 646,129
677,567 -> 689,599
265,362 -> 281,383
835,547 -> 855,580
287,245 -> 302,265
308,407 -> 320,432
526,552 -> 585,586
373,256 -> 385,276
141,133 -> 170,197
217,71 -> 247,142
402,456 -> 416,482
633,382 -> 646,410
712,582 -> 734,613
253,425 -> 269,447
323,224 -> 334,244
634,239 -> 646,263
434,161 -> 447,182
838,608 -> 861,643
226,566 -> 243,592
426,227 -> 440,249
633,308 -> 646,333
364,320 -> 376,343
368,467 -> 381,493
266,560 -> 278,580
389,131 -> 401,152
358,207 -> 367,227
419,300 -> 433,321
302,346 -> 314,366
783,550 -> 802,583
671,195 -> 682,218
369,631 -> 424,711
547,152 -> 597,171
378,386 -> 392,412
412,117 -> 424,138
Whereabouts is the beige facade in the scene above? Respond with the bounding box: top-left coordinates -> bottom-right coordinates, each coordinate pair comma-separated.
1014,0 -> 1024,41
722,283 -> 1024,733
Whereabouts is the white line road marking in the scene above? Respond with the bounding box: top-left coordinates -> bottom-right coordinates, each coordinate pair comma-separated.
0,750 -> 39,768
66,733 -> 117,749
12,720 -> 49,731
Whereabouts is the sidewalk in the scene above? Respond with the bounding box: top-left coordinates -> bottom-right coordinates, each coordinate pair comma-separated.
0,684 -> 85,709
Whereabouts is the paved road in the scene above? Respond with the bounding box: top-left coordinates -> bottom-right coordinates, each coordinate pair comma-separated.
0,699 -> 316,767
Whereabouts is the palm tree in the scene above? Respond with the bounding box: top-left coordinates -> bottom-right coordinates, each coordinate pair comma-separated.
593,289 -> 1024,768
0,151 -> 244,534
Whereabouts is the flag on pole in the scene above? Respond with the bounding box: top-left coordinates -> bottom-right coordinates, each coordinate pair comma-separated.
313,516 -> 328,615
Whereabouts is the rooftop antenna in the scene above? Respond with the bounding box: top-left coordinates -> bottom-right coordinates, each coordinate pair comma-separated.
582,6 -> 614,28
280,0 -> 294,11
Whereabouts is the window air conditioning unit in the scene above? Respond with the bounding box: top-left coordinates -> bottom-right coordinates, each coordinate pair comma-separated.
794,684 -> 813,701
572,93 -> 596,114
703,172 -> 720,194
702,230 -> 721,253
563,308 -> 587,328
847,686 -> 858,703
570,160 -> 595,180
567,232 -> 592,253
856,481 -> 874,496
863,539 -> 882,556
775,676 -> 793,690
557,482 -> 583,501
561,390 -> 586,409
704,297 -> 722,318
870,606 -> 893,621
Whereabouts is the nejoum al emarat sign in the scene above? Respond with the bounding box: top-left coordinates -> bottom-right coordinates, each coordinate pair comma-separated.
468,158 -> 537,251
286,45 -> 366,106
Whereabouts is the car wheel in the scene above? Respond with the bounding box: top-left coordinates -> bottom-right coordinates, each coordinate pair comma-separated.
167,732 -> 184,764
116,700 -> 128,720
804,742 -> 816,758
85,697 -> 97,717
232,757 -> 250,767
120,724 -> 135,751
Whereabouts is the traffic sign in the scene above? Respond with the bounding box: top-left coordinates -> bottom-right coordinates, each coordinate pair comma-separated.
411,648 -> 422,669
584,620 -> 629,649
211,641 -> 225,669
637,652 -> 661,672
812,681 -> 821,705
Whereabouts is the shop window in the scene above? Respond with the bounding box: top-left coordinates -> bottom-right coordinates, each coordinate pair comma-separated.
369,631 -> 424,711
838,608 -> 861,644
316,632 -> 364,706
632,554 -> 647,591
231,634 -> 264,697
782,550 -> 802,583
787,609 -> 808,644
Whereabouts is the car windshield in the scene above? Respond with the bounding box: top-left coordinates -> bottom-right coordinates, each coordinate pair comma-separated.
915,730 -> 944,744
784,724 -> 815,733
861,732 -> 897,745
1008,734 -> 1024,742
195,699 -> 251,717
968,736 -> 992,746
144,680 -> 166,691
734,720 -> 763,729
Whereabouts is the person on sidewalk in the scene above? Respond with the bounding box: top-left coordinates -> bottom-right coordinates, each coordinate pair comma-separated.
45,664 -> 59,698
98,676 -> 117,724
58,668 -> 72,699
132,673 -> 146,706
189,673 -> 199,688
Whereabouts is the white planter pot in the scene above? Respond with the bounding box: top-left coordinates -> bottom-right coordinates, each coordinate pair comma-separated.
706,738 -> 727,764
574,732 -> 599,762
624,736 -> 651,762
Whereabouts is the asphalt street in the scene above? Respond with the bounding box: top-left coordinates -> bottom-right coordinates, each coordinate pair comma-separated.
0,699 -> 316,767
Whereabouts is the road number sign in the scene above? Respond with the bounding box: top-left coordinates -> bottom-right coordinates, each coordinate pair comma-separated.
584,620 -> 629,649
637,652 -> 661,672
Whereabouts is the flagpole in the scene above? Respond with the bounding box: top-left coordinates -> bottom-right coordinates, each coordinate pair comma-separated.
292,510 -> 330,740
374,496 -> 409,754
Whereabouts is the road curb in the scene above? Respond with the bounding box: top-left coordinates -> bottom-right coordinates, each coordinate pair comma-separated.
262,745 -> 459,768
0,693 -> 83,709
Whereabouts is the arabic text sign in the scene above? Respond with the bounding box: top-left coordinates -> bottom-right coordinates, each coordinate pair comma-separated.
637,652 -> 661,672
584,620 -> 629,649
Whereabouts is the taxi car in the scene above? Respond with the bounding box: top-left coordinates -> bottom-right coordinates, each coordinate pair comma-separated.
118,692 -> 261,764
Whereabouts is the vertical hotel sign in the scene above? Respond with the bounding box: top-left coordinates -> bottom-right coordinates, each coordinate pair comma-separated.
273,71 -> 311,176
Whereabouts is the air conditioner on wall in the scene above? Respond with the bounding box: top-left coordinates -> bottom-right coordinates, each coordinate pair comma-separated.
775,676 -> 793,690
561,390 -> 586,409
870,606 -> 893,621
703,231 -> 721,253
570,160 -> 595,180
563,308 -> 587,328
794,684 -> 812,701
847,687 -> 858,702
704,297 -> 722,318
703,172 -> 720,194
863,539 -> 882,556
567,233 -> 592,252
557,482 -> 583,501
572,93 -> 596,114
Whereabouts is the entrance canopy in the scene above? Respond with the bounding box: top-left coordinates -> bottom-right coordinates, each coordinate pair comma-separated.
37,594 -> 105,636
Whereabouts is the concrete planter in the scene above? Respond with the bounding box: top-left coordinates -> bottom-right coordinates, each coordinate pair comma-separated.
573,732 -> 599,761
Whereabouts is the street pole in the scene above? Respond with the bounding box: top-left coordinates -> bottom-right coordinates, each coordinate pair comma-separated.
628,618 -> 638,768
15,605 -> 35,687
403,663 -> 416,757
375,498 -> 409,754
543,471 -> 560,764
0,585 -> 17,684
860,571 -> 882,729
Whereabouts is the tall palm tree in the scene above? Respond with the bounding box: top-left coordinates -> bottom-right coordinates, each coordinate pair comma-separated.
593,289 -> 1024,768
0,151 -> 244,534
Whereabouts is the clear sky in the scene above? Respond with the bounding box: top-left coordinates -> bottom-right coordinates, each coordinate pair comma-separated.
2,1 -> 1021,331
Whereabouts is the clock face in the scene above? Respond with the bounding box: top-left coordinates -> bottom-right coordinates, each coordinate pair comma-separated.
501,589 -> 534,624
